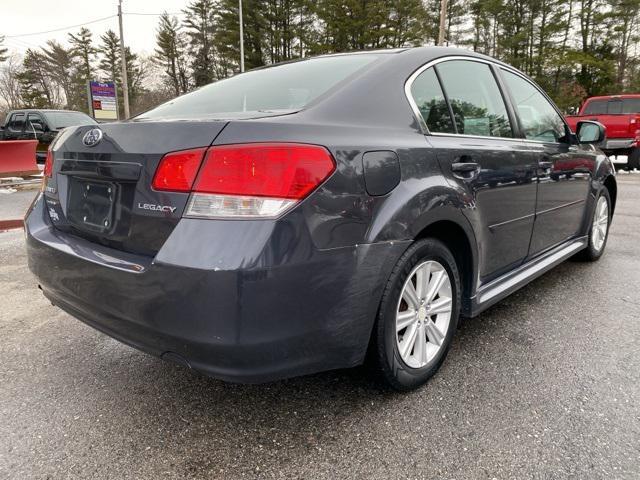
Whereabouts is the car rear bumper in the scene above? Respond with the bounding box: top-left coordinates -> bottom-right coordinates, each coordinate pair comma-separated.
25,195 -> 408,383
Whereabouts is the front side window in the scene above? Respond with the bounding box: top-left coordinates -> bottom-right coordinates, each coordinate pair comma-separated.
9,113 -> 25,132
502,69 -> 567,142
436,60 -> 513,138
409,67 -> 455,134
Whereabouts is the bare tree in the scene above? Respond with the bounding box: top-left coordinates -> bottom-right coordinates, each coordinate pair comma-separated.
0,54 -> 23,110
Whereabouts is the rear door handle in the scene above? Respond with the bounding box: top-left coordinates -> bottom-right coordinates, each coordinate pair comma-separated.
451,162 -> 480,179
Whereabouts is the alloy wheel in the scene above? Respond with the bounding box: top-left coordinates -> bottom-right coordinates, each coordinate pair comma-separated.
592,195 -> 609,252
395,260 -> 452,369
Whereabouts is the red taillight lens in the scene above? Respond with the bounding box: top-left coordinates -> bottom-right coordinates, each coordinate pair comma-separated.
43,150 -> 53,178
152,143 -> 335,218
152,148 -> 207,192
193,143 -> 335,199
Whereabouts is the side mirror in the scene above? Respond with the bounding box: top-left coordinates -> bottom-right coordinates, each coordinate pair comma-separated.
576,120 -> 606,145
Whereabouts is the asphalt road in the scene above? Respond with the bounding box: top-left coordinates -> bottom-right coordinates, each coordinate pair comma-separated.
1,175 -> 639,479
0,188 -> 38,222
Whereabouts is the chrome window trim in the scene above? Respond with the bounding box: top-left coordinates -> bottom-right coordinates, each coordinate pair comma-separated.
405,55 -> 517,140
428,131 -> 526,144
404,55 -> 571,146
497,66 -> 571,146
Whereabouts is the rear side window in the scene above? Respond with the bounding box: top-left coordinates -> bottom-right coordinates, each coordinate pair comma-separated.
9,113 -> 25,132
409,67 -> 455,133
501,69 -> 566,143
622,99 -> 640,113
27,113 -> 45,132
138,55 -> 381,120
436,60 -> 513,138
584,98 -> 640,114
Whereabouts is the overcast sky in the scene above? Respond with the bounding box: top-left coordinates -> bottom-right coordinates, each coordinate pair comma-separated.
1,0 -> 191,57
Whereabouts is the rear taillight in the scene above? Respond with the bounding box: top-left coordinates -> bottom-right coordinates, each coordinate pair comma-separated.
152,148 -> 207,192
43,150 -> 53,178
631,116 -> 640,142
41,149 -> 54,192
154,143 -> 335,218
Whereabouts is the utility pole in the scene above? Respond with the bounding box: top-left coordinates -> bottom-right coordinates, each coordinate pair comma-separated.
239,0 -> 245,72
118,0 -> 130,118
438,0 -> 448,46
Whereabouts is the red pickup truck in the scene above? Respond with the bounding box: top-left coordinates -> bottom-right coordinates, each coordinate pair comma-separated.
566,94 -> 640,170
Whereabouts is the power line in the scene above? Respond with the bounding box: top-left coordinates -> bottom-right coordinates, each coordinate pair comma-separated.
126,12 -> 185,16
4,12 -> 184,39
5,15 -> 117,38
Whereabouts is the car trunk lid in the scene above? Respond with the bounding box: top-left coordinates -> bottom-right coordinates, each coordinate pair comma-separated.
44,121 -> 228,256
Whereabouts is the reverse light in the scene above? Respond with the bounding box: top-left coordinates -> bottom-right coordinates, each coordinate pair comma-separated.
185,194 -> 297,219
152,143 -> 335,219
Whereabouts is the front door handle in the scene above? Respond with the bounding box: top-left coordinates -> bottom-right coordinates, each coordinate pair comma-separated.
451,162 -> 480,179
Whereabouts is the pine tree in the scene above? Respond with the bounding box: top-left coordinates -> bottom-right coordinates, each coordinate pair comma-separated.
99,29 -> 121,84
98,30 -> 127,117
313,0 -> 390,53
575,0 -> 616,96
68,28 -> 97,113
0,35 -> 8,63
609,0 -> 640,90
183,0 -> 218,86
18,49 -> 60,108
69,28 -> 97,79
41,40 -> 80,110
155,13 -> 190,95
124,47 -> 146,110
385,0 -> 428,48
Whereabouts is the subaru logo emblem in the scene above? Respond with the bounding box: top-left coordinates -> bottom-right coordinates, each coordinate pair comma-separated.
82,128 -> 103,147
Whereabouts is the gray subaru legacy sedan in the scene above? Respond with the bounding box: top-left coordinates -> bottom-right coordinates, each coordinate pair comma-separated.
25,47 -> 616,391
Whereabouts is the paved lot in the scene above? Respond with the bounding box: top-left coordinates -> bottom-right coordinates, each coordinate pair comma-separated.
0,188 -> 38,222
1,175 -> 639,479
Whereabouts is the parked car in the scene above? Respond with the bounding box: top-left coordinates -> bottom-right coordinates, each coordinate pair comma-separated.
25,47 -> 616,391
566,94 -> 640,170
0,109 -> 97,162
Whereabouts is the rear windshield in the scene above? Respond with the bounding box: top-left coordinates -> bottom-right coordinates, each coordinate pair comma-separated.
582,98 -> 640,115
44,111 -> 97,129
137,54 -> 381,120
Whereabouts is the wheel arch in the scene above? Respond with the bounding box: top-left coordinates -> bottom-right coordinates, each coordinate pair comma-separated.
413,218 -> 478,316
603,174 -> 617,215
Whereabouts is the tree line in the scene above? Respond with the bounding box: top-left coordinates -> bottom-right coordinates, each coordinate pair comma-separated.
1,0 -> 640,119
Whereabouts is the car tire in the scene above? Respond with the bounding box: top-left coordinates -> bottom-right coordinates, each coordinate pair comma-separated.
627,148 -> 640,171
576,188 -> 611,262
372,238 -> 461,391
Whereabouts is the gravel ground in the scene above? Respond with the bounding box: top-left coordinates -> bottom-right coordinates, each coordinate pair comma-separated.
1,174 -> 639,479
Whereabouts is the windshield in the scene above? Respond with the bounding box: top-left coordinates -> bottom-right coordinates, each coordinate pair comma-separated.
583,98 -> 640,115
137,54 -> 381,120
44,111 -> 97,129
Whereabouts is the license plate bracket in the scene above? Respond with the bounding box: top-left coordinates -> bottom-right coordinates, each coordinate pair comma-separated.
67,179 -> 116,233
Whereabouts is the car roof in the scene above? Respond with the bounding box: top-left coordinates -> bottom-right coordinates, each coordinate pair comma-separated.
11,109 -> 86,113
